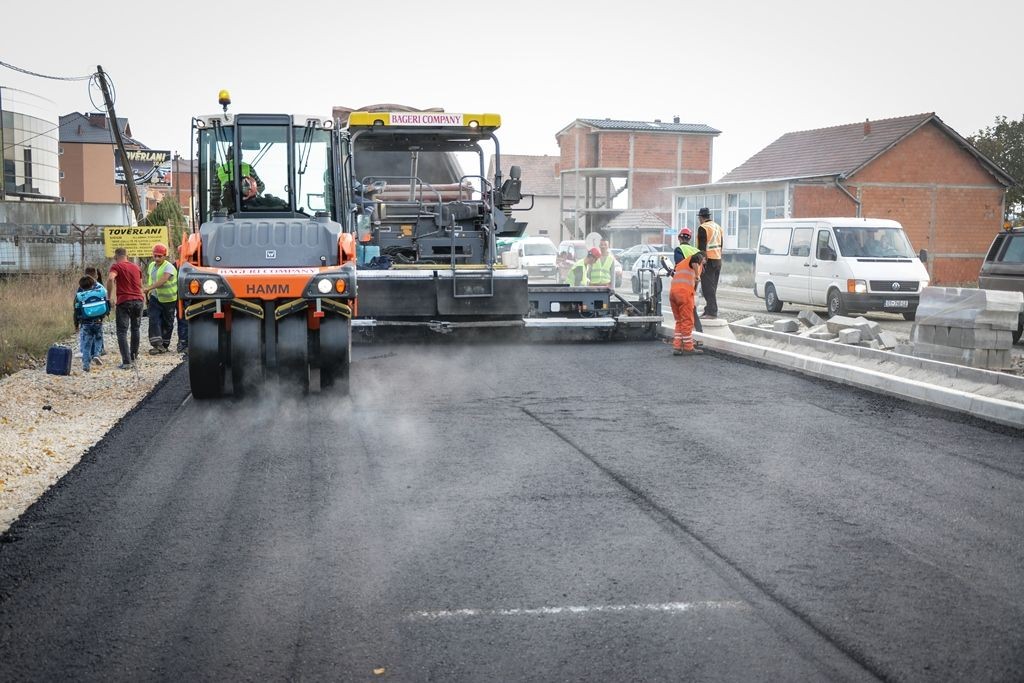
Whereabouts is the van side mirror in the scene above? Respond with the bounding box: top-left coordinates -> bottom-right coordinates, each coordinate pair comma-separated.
918,248 -> 928,263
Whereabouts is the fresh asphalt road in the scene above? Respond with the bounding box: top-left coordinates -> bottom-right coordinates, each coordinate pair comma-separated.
1,342 -> 1023,681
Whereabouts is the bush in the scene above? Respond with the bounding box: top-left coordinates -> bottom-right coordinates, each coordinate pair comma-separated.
0,272 -> 80,376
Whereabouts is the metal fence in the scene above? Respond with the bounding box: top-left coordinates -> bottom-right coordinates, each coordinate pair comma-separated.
0,224 -> 111,273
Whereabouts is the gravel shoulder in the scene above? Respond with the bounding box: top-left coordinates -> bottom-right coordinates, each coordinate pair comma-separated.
0,324 -> 181,533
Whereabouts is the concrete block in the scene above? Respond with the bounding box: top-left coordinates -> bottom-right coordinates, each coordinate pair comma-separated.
809,331 -> 837,340
877,331 -> 899,349
825,315 -> 861,334
773,319 -> 800,333
916,287 -> 1024,330
798,310 -> 825,328
911,342 -> 1011,370
853,316 -> 883,341
731,316 -> 758,327
910,324 -> 935,344
838,328 -> 862,344
962,327 -> 1013,350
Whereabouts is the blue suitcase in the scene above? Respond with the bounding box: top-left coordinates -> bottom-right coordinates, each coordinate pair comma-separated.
46,344 -> 72,376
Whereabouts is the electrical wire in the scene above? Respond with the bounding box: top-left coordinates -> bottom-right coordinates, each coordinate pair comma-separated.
0,60 -> 94,82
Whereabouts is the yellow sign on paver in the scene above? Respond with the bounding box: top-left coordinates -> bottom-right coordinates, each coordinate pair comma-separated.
103,226 -> 169,258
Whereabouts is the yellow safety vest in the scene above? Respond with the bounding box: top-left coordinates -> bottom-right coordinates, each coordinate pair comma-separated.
146,260 -> 178,303
589,254 -> 614,285
564,258 -> 590,286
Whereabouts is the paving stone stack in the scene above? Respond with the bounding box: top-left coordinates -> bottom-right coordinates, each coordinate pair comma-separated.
910,287 -> 1024,369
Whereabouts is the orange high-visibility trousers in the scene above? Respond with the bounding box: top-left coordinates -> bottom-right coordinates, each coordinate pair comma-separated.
670,287 -> 696,351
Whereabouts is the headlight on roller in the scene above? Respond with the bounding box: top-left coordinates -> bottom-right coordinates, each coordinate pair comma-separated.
316,278 -> 333,294
202,279 -> 219,295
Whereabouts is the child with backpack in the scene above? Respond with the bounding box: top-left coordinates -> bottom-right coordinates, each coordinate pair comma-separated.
74,275 -> 110,373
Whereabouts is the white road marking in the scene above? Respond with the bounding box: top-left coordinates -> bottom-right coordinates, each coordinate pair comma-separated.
406,600 -> 747,621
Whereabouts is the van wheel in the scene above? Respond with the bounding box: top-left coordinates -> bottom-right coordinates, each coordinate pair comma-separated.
902,311 -> 916,321
827,289 -> 847,318
764,284 -> 783,312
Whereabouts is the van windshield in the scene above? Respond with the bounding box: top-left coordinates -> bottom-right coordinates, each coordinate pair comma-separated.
524,243 -> 556,257
834,227 -> 916,258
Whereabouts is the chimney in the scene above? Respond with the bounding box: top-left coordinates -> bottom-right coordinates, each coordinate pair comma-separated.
673,115 -> 680,124
88,112 -> 107,129
864,118 -> 871,136
654,118 -> 661,123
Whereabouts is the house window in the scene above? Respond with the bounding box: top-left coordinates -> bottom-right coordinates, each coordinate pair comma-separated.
675,195 -> 723,233
766,189 -> 785,219
727,191 -> 763,251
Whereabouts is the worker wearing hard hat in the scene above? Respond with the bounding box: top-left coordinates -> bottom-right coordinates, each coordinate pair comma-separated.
667,227 -> 706,355
697,207 -> 723,318
564,247 -> 601,286
588,240 -> 616,290
143,243 -> 178,354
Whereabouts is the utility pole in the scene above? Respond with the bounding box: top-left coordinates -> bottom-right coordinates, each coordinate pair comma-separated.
96,65 -> 144,224
0,85 -> 6,199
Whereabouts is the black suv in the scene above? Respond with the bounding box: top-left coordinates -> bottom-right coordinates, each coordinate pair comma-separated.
978,226 -> 1024,344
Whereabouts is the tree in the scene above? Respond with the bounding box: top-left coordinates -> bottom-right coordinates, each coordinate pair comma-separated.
969,115 -> 1024,223
142,196 -> 188,248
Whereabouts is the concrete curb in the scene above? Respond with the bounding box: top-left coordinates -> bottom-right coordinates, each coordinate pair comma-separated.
659,323 -> 1024,429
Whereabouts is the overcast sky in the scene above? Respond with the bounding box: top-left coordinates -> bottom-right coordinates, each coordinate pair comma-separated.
4,0 -> 1021,181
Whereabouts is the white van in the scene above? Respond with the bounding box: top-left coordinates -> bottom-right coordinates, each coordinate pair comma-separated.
754,218 -> 929,320
505,236 -> 558,278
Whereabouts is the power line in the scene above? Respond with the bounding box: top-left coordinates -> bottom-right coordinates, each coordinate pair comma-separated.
0,60 -> 94,82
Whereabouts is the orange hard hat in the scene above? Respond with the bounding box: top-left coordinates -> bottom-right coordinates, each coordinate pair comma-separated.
679,227 -> 692,240
588,247 -> 601,259
152,243 -> 168,257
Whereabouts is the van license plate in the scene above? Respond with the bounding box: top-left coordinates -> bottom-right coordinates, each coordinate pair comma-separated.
884,299 -> 908,308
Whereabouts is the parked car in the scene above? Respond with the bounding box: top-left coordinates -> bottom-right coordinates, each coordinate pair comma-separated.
630,248 -> 674,293
618,243 -> 671,270
978,225 -> 1024,343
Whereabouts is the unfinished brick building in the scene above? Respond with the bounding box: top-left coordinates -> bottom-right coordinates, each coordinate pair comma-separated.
555,117 -> 720,247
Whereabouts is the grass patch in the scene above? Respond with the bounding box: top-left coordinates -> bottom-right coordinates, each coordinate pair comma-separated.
722,259 -> 755,289
0,272 -> 80,376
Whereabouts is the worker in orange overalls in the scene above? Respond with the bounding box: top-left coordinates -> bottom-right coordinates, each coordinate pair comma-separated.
668,227 -> 706,356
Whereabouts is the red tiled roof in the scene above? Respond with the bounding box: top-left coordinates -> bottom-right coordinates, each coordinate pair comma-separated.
718,113 -> 936,183
487,154 -> 561,196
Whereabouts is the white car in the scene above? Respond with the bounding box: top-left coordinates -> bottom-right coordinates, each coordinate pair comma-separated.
630,249 -> 674,293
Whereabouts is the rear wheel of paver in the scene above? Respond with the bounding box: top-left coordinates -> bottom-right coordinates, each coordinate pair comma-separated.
764,283 -> 783,313
902,311 -> 916,321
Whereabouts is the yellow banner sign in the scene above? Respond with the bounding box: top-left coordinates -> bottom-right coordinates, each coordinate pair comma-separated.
103,226 -> 169,258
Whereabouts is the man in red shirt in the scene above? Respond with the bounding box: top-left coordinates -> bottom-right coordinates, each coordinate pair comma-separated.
106,247 -> 145,369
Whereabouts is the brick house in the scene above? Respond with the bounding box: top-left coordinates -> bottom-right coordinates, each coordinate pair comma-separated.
668,113 -> 1015,284
58,112 -> 144,205
555,117 -> 720,247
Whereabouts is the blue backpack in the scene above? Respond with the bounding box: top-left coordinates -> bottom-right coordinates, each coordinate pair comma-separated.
75,285 -> 109,320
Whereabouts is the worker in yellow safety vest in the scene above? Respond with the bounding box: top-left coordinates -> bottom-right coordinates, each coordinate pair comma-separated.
143,243 -> 178,354
697,207 -> 723,318
565,248 -> 601,286
588,240 -> 617,290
